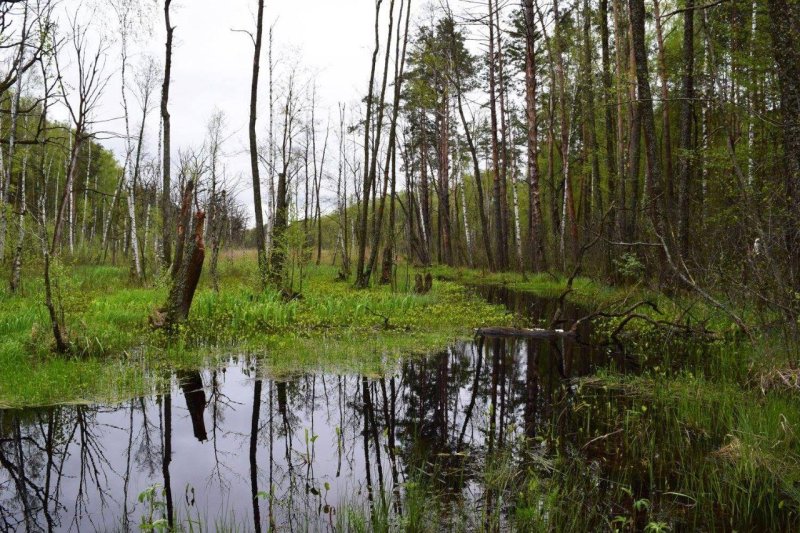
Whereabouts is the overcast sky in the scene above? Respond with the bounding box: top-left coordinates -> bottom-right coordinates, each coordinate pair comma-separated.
62,0 -> 431,226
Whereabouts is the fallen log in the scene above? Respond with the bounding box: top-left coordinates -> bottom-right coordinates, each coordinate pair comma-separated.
475,327 -> 577,340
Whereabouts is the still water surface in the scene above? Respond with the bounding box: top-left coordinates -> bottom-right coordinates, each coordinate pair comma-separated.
1,288 -> 628,531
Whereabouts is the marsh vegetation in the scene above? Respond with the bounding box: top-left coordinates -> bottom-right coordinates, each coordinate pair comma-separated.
3,0 -> 800,530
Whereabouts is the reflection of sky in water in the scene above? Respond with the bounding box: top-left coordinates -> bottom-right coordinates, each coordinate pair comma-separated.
0,290 -> 621,531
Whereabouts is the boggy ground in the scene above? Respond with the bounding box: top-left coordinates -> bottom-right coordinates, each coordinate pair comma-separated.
433,267 -> 800,531
1,252 -> 799,531
0,251 -> 512,408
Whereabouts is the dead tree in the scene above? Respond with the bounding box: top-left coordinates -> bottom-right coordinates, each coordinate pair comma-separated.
161,0 -> 174,268
152,179 -> 206,330
246,0 -> 268,286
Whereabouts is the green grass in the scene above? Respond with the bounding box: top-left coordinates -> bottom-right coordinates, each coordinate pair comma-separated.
2,252 -> 798,530
430,264 -> 760,335
562,370 -> 800,530
0,253 -> 512,408
426,264 -> 800,530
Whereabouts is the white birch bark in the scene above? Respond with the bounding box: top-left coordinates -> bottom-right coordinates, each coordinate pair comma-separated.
10,155 -> 28,292
117,9 -> 142,278
747,0 -> 757,186
81,142 -> 92,246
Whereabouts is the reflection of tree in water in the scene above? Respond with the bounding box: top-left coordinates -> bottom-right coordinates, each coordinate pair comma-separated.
206,369 -> 238,490
0,405 -> 124,532
0,321 -> 609,532
134,397 -> 162,476
397,344 -> 483,492
178,371 -> 208,442
267,376 -> 331,530
0,411 -> 46,532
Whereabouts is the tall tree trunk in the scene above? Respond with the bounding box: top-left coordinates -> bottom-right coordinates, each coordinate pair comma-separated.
419,132 -> 432,264
126,185 -> 142,278
554,0 -> 577,265
68,145 -> 75,256
600,0 -> 618,263
51,133 -> 83,254
381,142 -> 400,283
653,0 -> 674,203
523,0 -> 546,271
677,0 -> 695,256
46,124 -> 86,353
210,190 -> 226,293
250,0 -> 268,286
458,168 -> 473,268
102,172 -> 124,261
337,104 -> 351,278
747,0 -> 758,186
456,89 -> 495,270
314,121 -> 328,266
582,0 -> 602,231
767,0 -> 800,286
495,2 -> 511,267
119,19 -> 143,280
437,92 -> 453,265
161,0 -> 174,268
613,0 -> 629,241
629,0 -> 664,235
80,142 -> 92,247
627,32 -> 642,241
364,0 -> 405,284
509,133 -> 524,270
355,0 -> 390,287
268,172 -> 288,286
9,156 -> 27,293
0,5 -> 28,262
380,0 -> 412,283
488,0 -> 508,269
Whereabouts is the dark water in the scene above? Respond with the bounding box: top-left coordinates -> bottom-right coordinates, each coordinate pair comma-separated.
0,288 -> 631,532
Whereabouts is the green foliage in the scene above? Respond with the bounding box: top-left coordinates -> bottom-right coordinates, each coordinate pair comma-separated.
138,484 -> 169,532
613,252 -> 646,282
0,256 -> 512,407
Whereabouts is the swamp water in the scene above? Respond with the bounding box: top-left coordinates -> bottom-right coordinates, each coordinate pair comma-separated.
0,288 -> 776,531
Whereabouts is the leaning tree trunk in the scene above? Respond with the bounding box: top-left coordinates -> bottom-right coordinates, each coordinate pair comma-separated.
355,0 -> 389,287
456,88 -> 495,270
155,180 -> 206,330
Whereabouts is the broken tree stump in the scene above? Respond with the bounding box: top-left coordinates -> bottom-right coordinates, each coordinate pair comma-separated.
153,179 -> 207,331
